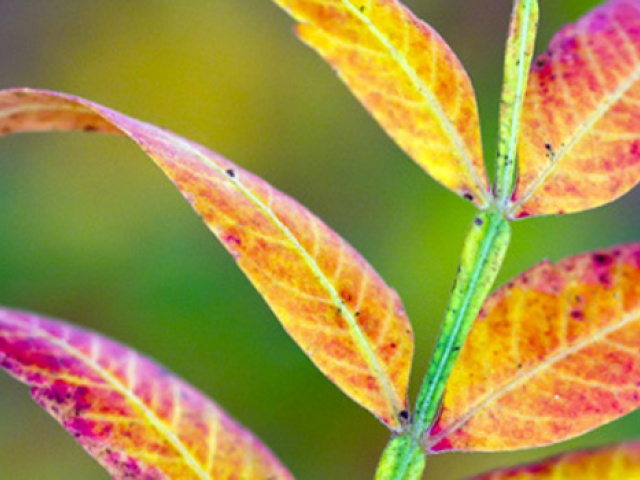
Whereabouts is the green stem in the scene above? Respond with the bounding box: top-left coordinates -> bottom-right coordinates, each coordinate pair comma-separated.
494,0 -> 539,209
373,211 -> 511,479
413,210 -> 511,438
374,435 -> 426,480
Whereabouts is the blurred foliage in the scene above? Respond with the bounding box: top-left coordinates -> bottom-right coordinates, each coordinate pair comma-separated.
1,1 -> 639,479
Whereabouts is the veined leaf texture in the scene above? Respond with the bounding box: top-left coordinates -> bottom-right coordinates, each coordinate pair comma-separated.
512,0 -> 640,217
272,0 -> 491,206
428,243 -> 640,451
0,308 -> 293,479
0,88 -> 414,430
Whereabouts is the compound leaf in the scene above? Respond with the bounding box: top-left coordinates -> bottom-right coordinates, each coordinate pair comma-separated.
0,88 -> 413,430
427,243 -> 640,451
511,0 -> 640,218
0,307 -> 292,480
469,441 -> 640,479
272,0 -> 490,206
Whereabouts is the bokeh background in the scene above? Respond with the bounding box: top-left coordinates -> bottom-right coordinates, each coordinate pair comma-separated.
1,0 -> 639,478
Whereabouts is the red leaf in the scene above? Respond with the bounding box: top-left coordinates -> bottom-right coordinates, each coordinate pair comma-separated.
0,307 -> 292,479
512,0 -> 640,217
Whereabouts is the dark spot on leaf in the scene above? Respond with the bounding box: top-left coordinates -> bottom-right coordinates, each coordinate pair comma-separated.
83,124 -> 98,132
570,309 -> 584,320
225,169 -> 236,178
474,216 -> 483,226
593,253 -> 613,266
225,234 -> 241,247
463,193 -> 474,202
398,410 -> 410,425
67,417 -> 96,438
598,273 -> 612,285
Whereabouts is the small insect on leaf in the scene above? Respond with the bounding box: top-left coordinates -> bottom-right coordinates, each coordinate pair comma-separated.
0,307 -> 293,480
427,242 -> 640,452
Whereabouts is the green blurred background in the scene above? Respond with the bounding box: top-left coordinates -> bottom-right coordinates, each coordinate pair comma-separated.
1,0 -> 639,478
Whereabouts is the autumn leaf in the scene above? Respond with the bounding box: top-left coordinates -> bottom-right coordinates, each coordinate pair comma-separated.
426,243 -> 640,452
271,0 -> 490,207
0,88 -> 413,430
511,0 -> 640,218
469,441 -> 640,479
0,307 -> 292,480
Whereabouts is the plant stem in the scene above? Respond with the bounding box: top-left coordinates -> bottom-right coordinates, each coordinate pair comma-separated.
494,0 -> 539,209
374,4 -> 537,473
374,211 -> 511,479
374,435 -> 426,480
413,210 -> 511,438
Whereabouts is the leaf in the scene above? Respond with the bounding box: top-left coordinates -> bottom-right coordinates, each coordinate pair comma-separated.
271,0 -> 490,207
0,88 -> 413,430
469,441 -> 640,479
0,307 -> 292,480
511,0 -> 640,218
426,243 -> 640,452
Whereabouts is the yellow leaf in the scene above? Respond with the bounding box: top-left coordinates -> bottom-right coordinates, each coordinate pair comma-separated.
273,0 -> 490,206
0,88 -> 414,430
427,243 -> 640,451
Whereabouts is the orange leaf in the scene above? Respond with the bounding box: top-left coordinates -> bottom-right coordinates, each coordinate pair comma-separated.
426,243 -> 640,452
469,441 -> 640,479
511,0 -> 640,218
272,0 -> 490,206
0,307 -> 292,480
0,88 -> 413,430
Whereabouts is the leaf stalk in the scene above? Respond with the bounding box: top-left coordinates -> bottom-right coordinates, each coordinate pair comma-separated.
494,0 -> 539,209
374,211 -> 511,479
